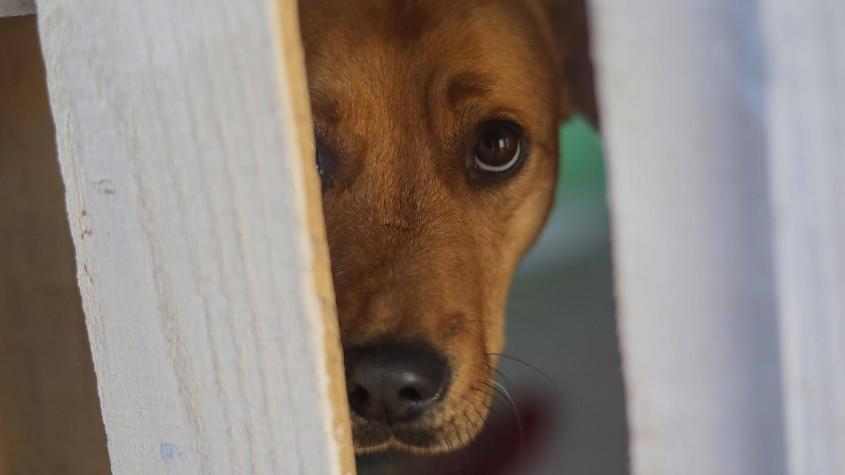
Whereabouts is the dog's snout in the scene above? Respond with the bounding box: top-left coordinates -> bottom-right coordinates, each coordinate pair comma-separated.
346,344 -> 449,425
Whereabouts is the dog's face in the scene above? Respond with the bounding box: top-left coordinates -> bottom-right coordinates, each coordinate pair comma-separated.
299,0 -> 593,454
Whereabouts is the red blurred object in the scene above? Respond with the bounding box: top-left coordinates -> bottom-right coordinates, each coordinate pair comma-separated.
450,391 -> 551,475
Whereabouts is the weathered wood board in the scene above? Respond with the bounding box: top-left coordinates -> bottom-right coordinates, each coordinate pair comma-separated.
590,1 -> 786,474
36,0 -> 354,472
761,0 -> 845,473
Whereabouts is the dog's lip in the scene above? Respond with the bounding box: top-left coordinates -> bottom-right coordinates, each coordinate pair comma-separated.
353,418 -> 442,452
356,436 -> 439,455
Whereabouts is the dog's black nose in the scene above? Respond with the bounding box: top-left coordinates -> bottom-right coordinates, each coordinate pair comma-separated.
345,344 -> 449,425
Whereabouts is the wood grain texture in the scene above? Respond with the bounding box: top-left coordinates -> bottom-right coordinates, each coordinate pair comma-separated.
761,1 -> 845,473
0,0 -> 34,17
0,16 -> 108,475
589,1 -> 786,474
36,0 -> 354,472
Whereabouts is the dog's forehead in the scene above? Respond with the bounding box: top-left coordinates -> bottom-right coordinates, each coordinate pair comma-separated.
301,0 -> 510,41
300,0 -> 551,113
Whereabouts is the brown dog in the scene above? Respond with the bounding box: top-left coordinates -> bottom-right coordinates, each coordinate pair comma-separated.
298,0 -> 596,454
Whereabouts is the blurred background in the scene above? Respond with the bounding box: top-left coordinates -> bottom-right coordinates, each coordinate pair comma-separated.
359,118 -> 630,475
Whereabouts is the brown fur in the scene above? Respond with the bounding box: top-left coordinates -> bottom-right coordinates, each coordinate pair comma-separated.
298,0 -> 595,453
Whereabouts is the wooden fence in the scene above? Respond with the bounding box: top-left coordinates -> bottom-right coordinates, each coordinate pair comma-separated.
0,0 -> 842,473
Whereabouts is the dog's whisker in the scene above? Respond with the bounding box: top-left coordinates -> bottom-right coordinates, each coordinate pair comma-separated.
471,381 -> 507,419
469,380 -> 495,397
477,379 -> 506,401
466,409 -> 494,469
471,406 -> 487,429
448,417 -> 469,465
464,411 -> 480,440
493,379 -> 525,460
445,420 -> 458,454
490,365 -> 519,394
466,408 -> 494,461
481,360 -> 525,409
470,383 -> 511,445
487,352 -> 558,390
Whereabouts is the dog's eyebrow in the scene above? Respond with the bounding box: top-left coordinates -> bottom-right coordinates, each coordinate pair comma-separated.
446,72 -> 490,108
309,91 -> 342,125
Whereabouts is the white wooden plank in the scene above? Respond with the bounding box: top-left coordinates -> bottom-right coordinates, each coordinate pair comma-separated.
589,1 -> 787,474
36,0 -> 354,473
761,1 -> 845,473
0,0 -> 34,17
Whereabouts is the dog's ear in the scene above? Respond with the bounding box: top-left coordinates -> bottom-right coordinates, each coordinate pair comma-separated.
532,0 -> 600,127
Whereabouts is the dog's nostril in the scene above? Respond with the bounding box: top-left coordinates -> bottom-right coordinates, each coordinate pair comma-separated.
349,385 -> 370,408
345,343 -> 449,426
398,387 -> 422,403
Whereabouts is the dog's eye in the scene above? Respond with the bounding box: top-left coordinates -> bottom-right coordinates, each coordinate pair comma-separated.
473,121 -> 523,175
315,135 -> 336,188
